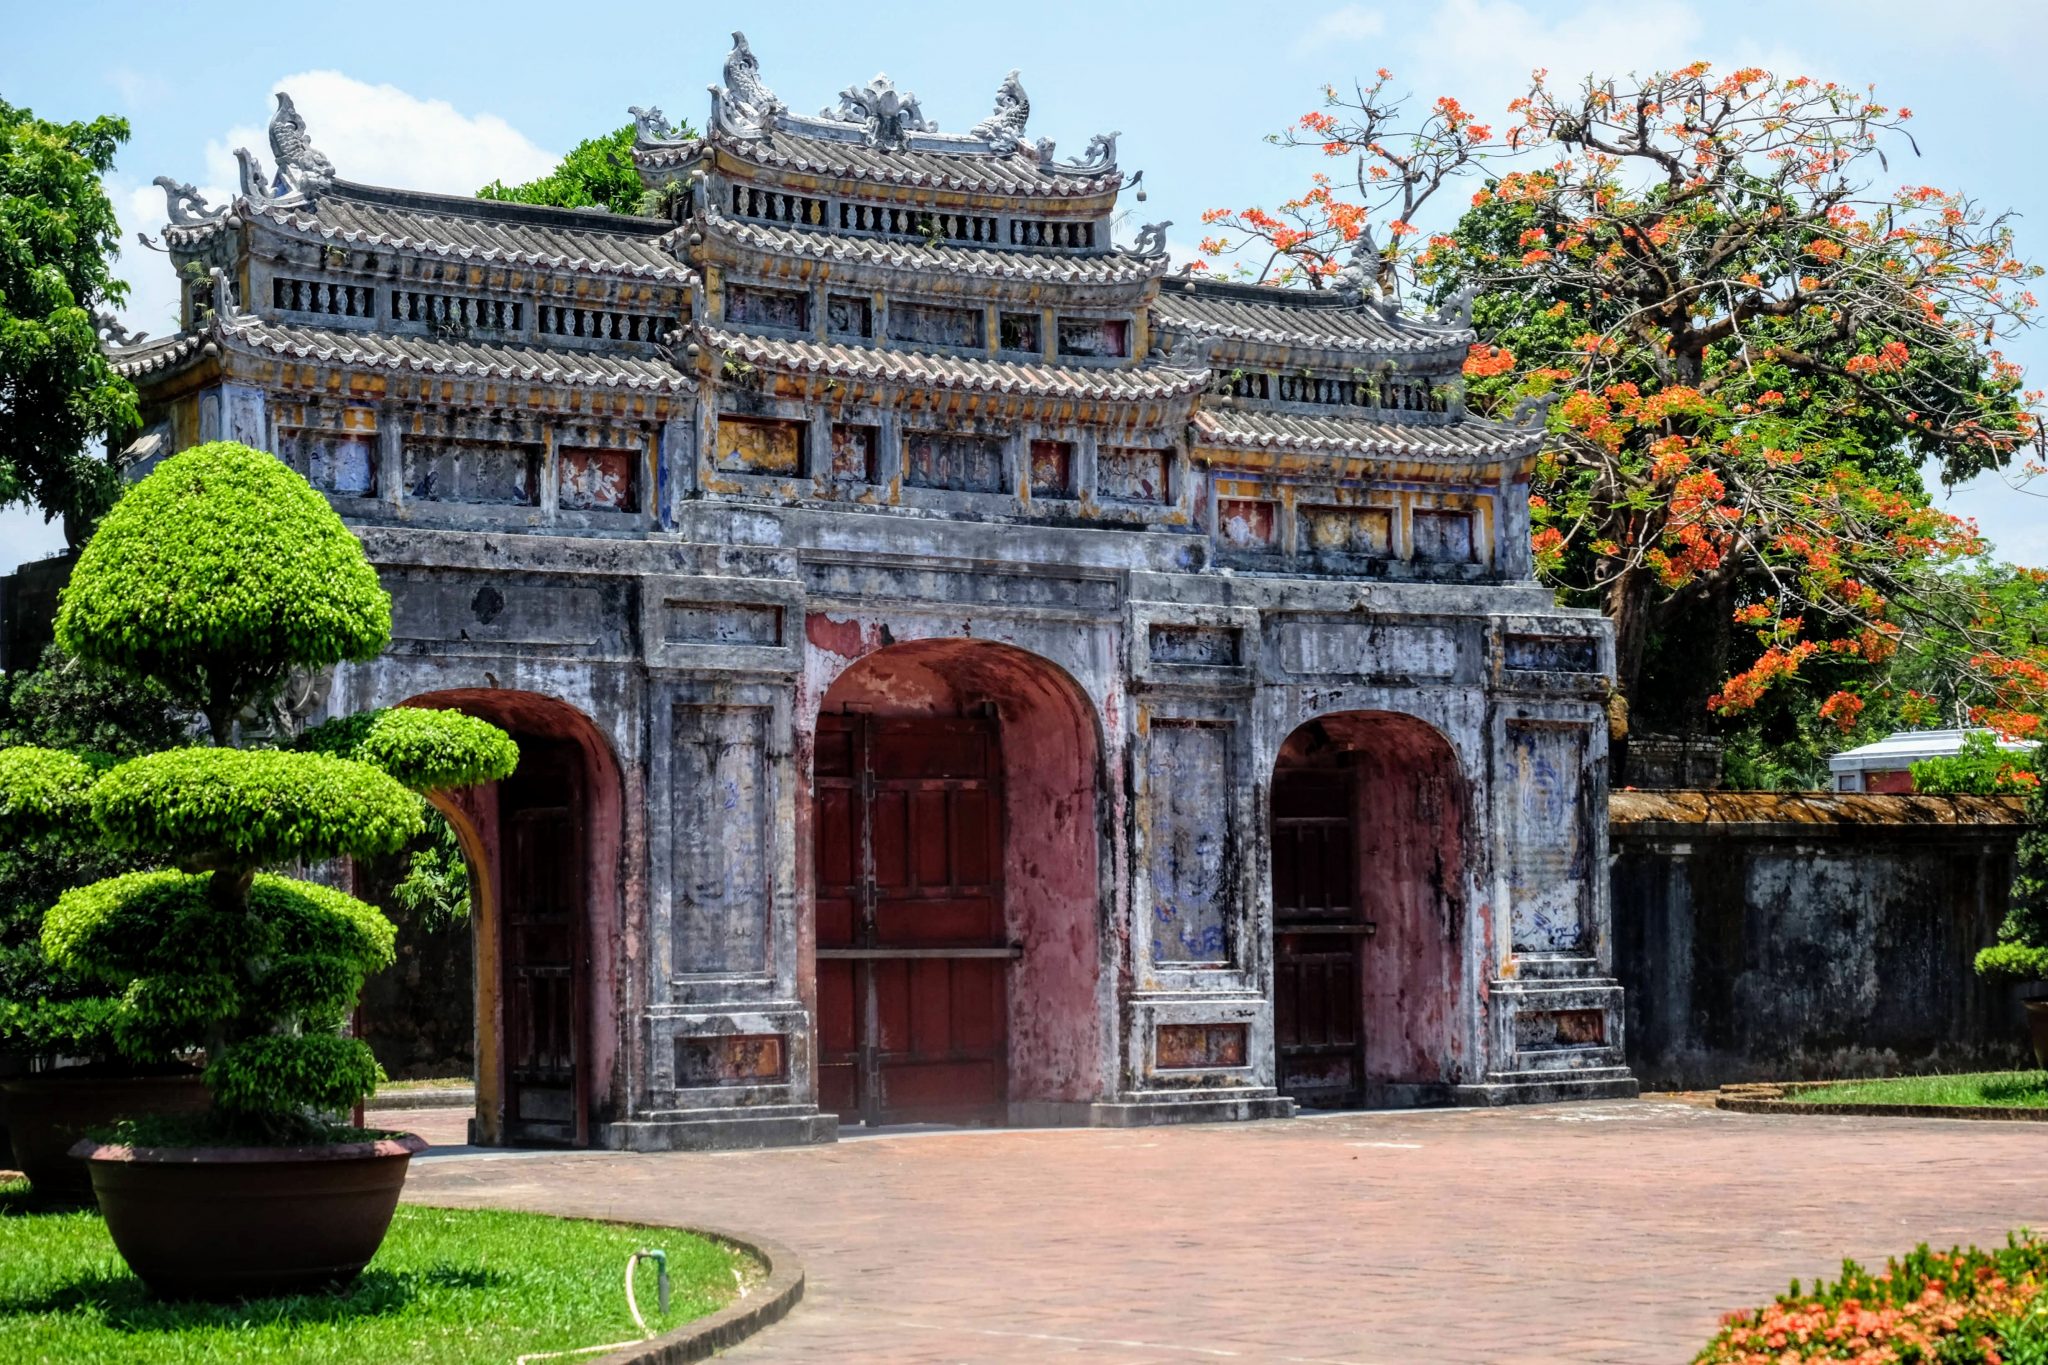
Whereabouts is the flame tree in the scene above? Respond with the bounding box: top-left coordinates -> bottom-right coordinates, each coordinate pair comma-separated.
1201,65 -> 2047,748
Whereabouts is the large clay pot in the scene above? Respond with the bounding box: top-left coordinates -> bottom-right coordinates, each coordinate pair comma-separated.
3,1070 -> 211,1206
2020,982 -> 2048,1069
74,1133 -> 428,1299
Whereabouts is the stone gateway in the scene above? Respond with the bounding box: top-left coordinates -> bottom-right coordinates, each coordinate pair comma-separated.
112,36 -> 1634,1148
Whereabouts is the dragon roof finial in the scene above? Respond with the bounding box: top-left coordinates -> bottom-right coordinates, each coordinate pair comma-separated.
268,91 -> 336,197
970,70 -> 1030,154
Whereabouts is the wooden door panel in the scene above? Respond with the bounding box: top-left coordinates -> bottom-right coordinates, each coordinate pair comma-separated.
500,743 -> 586,1144
816,713 -> 1007,1125
1272,768 -> 1367,1109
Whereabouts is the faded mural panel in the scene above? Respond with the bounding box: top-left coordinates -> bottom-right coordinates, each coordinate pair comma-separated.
671,704 -> 774,976
1146,720 -> 1234,964
1504,721 -> 1591,952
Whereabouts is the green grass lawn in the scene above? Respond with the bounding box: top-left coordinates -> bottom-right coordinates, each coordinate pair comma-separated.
0,1183 -> 750,1363
1797,1070 -> 2048,1108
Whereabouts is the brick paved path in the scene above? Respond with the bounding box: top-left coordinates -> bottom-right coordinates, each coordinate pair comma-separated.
395,1100 -> 2048,1363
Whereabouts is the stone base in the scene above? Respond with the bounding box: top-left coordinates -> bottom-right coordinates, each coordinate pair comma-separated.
1084,1091 -> 1298,1127
597,1105 -> 840,1152
1451,1067 -> 1641,1106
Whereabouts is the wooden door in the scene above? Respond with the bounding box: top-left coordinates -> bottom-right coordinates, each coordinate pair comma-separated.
815,713 -> 1009,1126
500,741 -> 585,1144
1271,767 -> 1370,1108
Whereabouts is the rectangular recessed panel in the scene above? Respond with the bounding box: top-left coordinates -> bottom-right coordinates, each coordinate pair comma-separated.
826,294 -> 872,338
558,447 -> 637,512
904,431 -> 1006,493
724,283 -> 807,330
1098,447 -> 1168,503
1146,722 -> 1233,964
1028,439 -> 1072,497
830,424 -> 877,482
1504,723 -> 1592,953
1515,1009 -> 1608,1051
1302,505 -> 1393,558
1217,500 -> 1277,550
1155,1022 -> 1248,1069
1412,509 -> 1476,563
674,1033 -> 788,1086
661,601 -> 782,646
1148,624 -> 1240,667
1505,635 -> 1599,673
888,302 -> 982,349
715,417 -> 804,475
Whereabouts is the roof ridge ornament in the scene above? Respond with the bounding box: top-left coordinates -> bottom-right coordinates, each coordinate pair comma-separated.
234,147 -> 277,205
709,31 -> 783,139
1129,221 -> 1172,258
629,105 -> 686,148
153,176 -> 215,226
268,91 -> 336,198
968,70 -> 1029,154
1034,131 -> 1119,176
819,73 -> 937,151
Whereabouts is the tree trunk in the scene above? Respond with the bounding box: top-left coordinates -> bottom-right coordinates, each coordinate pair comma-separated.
1607,567 -> 1654,715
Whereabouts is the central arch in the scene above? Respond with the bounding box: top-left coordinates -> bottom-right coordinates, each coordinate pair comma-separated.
1270,711 -> 1468,1108
808,639 -> 1104,1126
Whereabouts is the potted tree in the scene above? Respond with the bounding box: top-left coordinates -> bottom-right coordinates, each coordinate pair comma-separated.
0,650 -> 208,1206
1971,744 -> 2048,1066
0,440 -> 516,1298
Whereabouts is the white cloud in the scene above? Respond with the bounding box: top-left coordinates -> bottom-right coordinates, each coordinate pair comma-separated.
105,71 -> 560,339
1295,5 -> 1386,57
105,66 -> 173,108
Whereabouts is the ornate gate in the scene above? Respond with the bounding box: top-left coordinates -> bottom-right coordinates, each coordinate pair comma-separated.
814,713 -> 1010,1125
1271,767 -> 1370,1107
500,740 -> 586,1144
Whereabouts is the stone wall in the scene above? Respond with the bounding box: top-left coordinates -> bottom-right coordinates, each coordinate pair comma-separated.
1611,791 -> 2031,1089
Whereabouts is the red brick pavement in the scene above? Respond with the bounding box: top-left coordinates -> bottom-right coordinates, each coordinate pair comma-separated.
395,1099 -> 2048,1363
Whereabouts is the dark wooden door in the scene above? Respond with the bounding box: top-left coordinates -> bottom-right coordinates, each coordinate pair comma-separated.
500,741 -> 585,1144
1271,767 -> 1370,1108
815,713 -> 1008,1126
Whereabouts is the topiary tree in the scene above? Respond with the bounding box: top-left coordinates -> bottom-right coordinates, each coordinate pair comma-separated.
1978,743 -> 2048,983
1,441 -> 517,1144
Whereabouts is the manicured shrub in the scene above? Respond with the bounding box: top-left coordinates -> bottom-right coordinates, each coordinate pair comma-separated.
1698,1234 -> 2048,1362
298,707 -> 519,792
0,442 -> 515,1143
53,440 -> 390,742
1912,732 -> 2040,795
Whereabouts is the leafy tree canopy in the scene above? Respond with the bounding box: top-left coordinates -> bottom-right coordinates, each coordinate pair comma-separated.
1200,64 -> 2048,756
0,97 -> 139,543
55,441 -> 391,743
478,121 -> 693,217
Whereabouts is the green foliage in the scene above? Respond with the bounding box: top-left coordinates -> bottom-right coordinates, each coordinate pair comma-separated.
477,123 -> 687,217
89,748 -> 424,870
0,97 -> 139,543
0,1199 -> 744,1360
0,746 -> 98,836
55,442 -> 391,736
1978,745 -> 2048,980
1912,732 -> 2040,795
43,870 -> 395,1118
389,807 -> 473,932
0,644 -> 187,756
298,707 -> 519,792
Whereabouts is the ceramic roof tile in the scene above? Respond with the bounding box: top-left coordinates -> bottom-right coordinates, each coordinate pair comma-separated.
649,128 -> 1120,199
700,326 -> 1206,402
1155,280 -> 1473,358
223,316 -> 686,391
702,211 -> 1163,285
1193,406 -> 1542,462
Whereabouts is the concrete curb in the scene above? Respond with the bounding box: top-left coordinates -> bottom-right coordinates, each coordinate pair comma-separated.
1716,1082 -> 2048,1122
589,1224 -> 804,1365
365,1086 -> 476,1111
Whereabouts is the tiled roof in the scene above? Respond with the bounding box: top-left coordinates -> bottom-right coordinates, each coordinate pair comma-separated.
700,326 -> 1206,402
1193,406 -> 1542,461
251,182 -> 691,283
106,331 -> 207,379
1155,279 -> 1473,358
701,211 -> 1163,285
660,127 -> 1121,199
222,316 -> 686,390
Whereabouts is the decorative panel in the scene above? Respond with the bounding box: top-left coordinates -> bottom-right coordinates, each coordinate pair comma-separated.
1503,722 -> 1593,953
715,417 -> 804,475
999,312 -> 1040,352
1098,447 -> 1168,503
662,603 -> 783,646
1146,721 -> 1234,964
1413,509 -> 1476,563
1505,635 -> 1600,673
1149,624 -> 1241,667
1028,440 -> 1073,497
671,704 -> 774,976
402,439 -> 540,505
1056,317 -> 1128,358
1217,500 -> 1277,551
829,424 -> 877,482
905,431 -> 1006,493
1513,1009 -> 1606,1052
724,283 -> 807,331
1155,1022 -> 1248,1069
674,1033 -> 788,1086
1277,621 -> 1459,678
279,428 -> 376,497
888,301 -> 981,349
1302,505 -> 1393,558
558,447 -> 637,512
826,294 -> 872,338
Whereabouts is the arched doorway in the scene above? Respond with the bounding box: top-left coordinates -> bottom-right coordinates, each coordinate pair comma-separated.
1270,712 -> 1466,1108
809,640 -> 1103,1127
393,690 -> 624,1147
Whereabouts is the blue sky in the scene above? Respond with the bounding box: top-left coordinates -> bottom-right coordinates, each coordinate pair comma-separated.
4,0 -> 2042,570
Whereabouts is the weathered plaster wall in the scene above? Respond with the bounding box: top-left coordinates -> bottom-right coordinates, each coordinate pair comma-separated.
1611,792 -> 2031,1089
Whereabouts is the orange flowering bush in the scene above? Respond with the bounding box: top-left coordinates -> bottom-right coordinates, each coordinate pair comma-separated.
1698,1236 -> 2048,1363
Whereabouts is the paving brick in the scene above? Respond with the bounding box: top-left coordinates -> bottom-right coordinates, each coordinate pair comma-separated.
399,1099 -> 2048,1362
